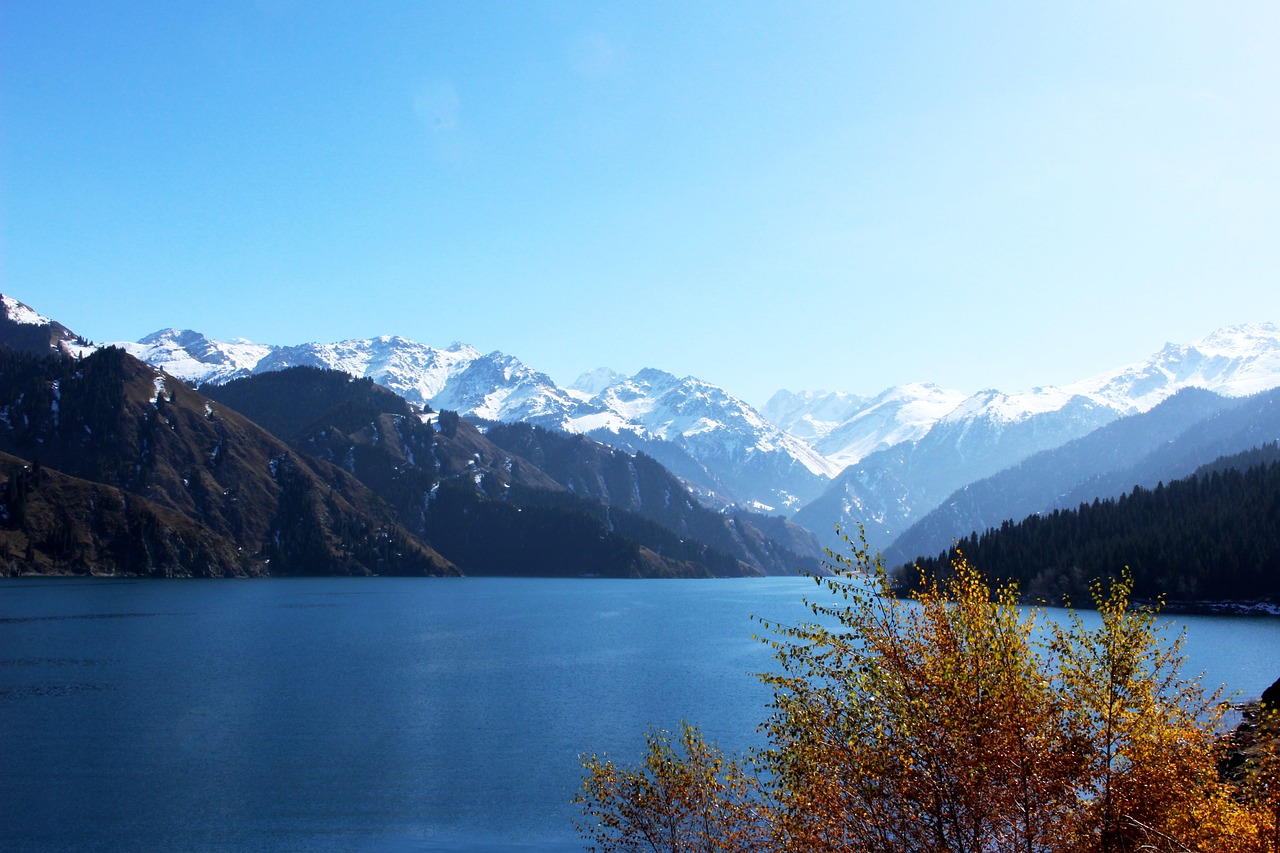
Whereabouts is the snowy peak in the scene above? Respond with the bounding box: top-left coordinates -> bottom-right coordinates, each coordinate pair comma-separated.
1071,322 -> 1280,411
1,294 -> 53,327
122,328 -> 272,383
588,369 -> 841,480
569,367 -> 625,398
760,389 -> 869,441
431,350 -> 603,427
814,383 -> 969,466
0,294 -> 92,358
927,324 -> 1280,429
255,337 -> 480,406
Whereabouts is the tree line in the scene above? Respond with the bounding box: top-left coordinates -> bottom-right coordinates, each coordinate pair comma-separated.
901,450 -> 1280,605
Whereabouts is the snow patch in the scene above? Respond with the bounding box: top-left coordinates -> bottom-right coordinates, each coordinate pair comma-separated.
1,295 -> 52,326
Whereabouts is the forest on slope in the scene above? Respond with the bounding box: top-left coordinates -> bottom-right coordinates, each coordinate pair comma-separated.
899,444 -> 1280,607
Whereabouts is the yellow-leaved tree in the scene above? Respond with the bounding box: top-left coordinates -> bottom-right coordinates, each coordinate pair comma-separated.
575,528 -> 1279,853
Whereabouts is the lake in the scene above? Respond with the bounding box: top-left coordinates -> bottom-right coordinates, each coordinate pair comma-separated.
2,577 -> 1277,852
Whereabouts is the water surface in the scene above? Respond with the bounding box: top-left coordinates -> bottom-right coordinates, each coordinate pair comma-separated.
2,577 -> 1276,851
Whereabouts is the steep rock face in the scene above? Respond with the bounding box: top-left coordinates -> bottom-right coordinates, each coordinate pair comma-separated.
0,346 -> 456,577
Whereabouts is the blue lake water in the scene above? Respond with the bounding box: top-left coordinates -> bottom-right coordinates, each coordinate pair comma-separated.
2,576 -> 1277,852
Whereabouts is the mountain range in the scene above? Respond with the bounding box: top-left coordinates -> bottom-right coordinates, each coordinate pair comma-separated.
111,318 -> 1280,551
796,324 -> 1280,553
5,292 -> 1280,578
0,295 -> 820,579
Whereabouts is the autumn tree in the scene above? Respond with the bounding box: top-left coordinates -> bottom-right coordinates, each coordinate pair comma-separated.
575,722 -> 772,853
577,527 -> 1279,852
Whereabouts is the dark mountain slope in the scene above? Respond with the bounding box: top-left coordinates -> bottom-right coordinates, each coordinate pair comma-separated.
484,422 -> 821,574
0,347 -> 455,576
0,452 -> 249,577
205,368 -> 766,577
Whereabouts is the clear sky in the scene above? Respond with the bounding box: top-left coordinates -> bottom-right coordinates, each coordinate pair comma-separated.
3,1 -> 1279,406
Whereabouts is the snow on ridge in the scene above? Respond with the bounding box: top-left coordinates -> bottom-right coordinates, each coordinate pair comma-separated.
916,322 -> 1280,432
570,367 -> 625,397
586,368 -> 842,478
759,389 -> 868,439
1,295 -> 53,327
1062,321 -> 1280,413
812,384 -> 968,467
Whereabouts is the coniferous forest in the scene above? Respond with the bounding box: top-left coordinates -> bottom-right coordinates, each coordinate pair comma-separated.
900,445 -> 1280,607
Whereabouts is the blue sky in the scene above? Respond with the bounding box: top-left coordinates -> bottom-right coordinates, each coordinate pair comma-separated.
4,1 -> 1278,406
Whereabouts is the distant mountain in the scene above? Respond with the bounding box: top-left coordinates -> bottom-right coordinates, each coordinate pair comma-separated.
569,367 -> 627,398
0,296 -> 797,579
1055,386 -> 1280,510
811,384 -> 969,468
110,328 -> 838,513
482,421 -> 822,574
798,324 -> 1280,554
581,368 -> 840,510
759,389 -> 868,442
883,387 -> 1242,566
13,292 -> 1280,562
795,392 -> 1120,552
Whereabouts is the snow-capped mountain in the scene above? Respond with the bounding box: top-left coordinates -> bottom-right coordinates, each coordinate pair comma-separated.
760,385 -> 969,469
430,351 -> 606,428
94,313 -> 1280,539
759,390 -> 868,442
795,323 -> 1280,552
578,368 -> 841,509
107,328 -> 837,511
881,386 -> 1279,567
1068,323 -> 1280,411
569,367 -> 627,399
121,329 -> 273,385
811,384 -> 969,468
0,294 -> 94,358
